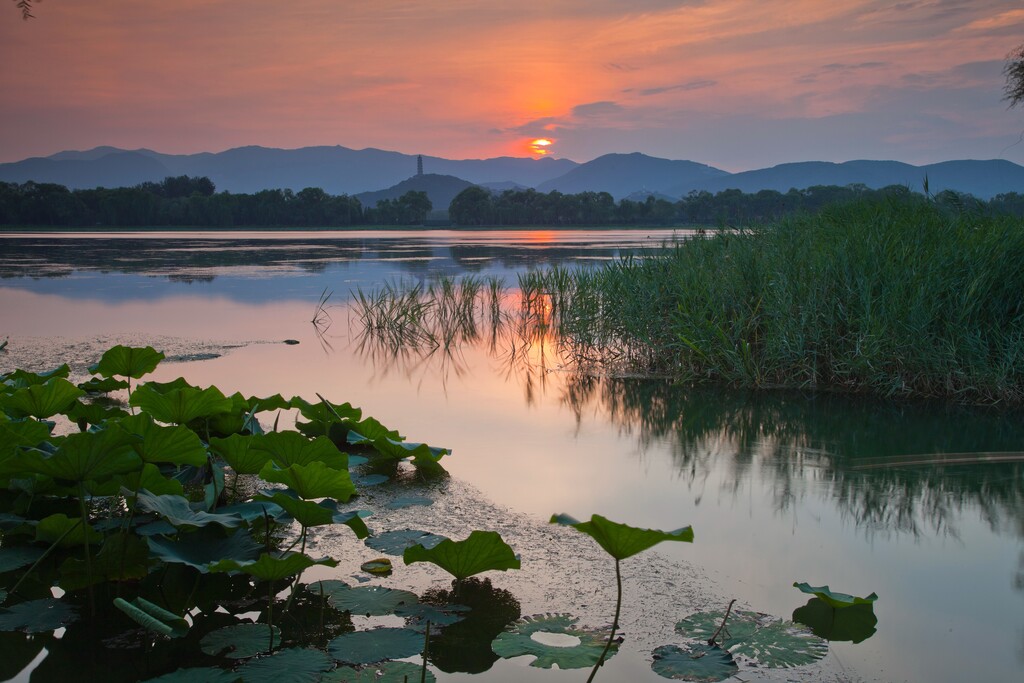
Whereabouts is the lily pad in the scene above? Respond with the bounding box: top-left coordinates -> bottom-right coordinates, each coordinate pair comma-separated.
675,609 -> 828,668
395,601 -> 469,629
793,582 -> 878,609
113,597 -> 189,638
650,643 -> 738,681
385,495 -> 433,509
360,558 -> 392,575
327,585 -> 418,616
141,668 -> 241,683
792,599 -> 878,643
1,377 -> 85,419
551,514 -> 693,560
136,491 -> 244,529
323,661 -> 435,682
234,647 -> 333,683
258,460 -> 356,502
491,613 -> 613,669
327,627 -> 424,664
3,364 -> 70,387
403,530 -> 520,582
89,345 -> 165,379
200,622 -> 281,659
352,473 -> 389,487
0,598 -> 78,633
210,552 -> 338,581
0,546 -> 45,573
366,529 -> 447,556
147,526 -> 262,572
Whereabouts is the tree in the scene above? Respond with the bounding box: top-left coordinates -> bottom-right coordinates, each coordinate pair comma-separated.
1005,43 -> 1024,108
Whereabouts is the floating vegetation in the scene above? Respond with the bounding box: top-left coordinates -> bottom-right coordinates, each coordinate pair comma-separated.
491,613 -> 613,669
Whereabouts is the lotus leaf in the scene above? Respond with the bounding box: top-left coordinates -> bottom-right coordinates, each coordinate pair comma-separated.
360,557 -> 392,575
200,622 -> 280,659
326,585 -> 418,616
675,609 -> 828,668
141,668 -> 241,683
209,551 -> 338,581
253,491 -> 368,534
250,432 -> 348,469
792,599 -> 878,643
0,598 -> 78,633
136,491 -> 244,528
65,399 -> 129,426
209,434 -> 270,475
113,597 -> 189,638
130,383 -> 233,425
403,530 -> 520,582
1,378 -> 85,419
89,345 -> 165,379
793,582 -> 878,609
235,647 -> 333,683
394,601 -> 469,629
0,546 -> 44,573
76,376 -> 130,394
491,614 -> 613,669
258,460 -> 356,502
327,627 -> 423,664
323,661 -> 435,683
216,500 -> 289,524
551,514 -> 693,560
91,463 -> 185,497
11,428 -> 140,484
346,417 -> 402,443
34,513 -> 102,547
0,419 -> 52,462
3,364 -> 70,387
366,529 -> 447,556
59,532 -> 151,589
291,396 -> 361,425
650,643 -> 738,681
308,579 -> 350,600
115,413 -> 208,466
352,473 -> 388,487
147,526 -> 262,573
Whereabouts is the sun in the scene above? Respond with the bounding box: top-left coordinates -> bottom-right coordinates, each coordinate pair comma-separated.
529,138 -> 554,156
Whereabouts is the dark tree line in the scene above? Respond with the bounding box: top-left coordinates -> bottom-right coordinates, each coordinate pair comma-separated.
0,177 -> 431,227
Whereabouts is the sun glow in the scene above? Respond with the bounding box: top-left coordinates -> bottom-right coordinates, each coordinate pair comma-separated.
529,138 -> 554,156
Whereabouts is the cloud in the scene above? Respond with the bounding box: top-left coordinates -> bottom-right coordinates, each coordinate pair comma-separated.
631,80 -> 718,96
571,101 -> 624,117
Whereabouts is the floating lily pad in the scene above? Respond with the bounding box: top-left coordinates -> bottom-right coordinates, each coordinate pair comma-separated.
0,546 -> 45,573
395,602 -> 469,629
210,552 -> 337,581
307,579 -> 350,599
360,558 -> 393,575
551,514 -> 693,560
147,526 -> 262,573
113,597 -> 189,638
327,585 -> 418,616
792,599 -> 878,643
385,495 -> 433,509
651,643 -> 738,681
403,530 -> 520,582
0,598 -> 78,633
200,623 -> 280,659
675,609 -> 828,668
366,529 -> 447,556
140,667 -> 241,683
327,627 -> 424,664
235,647 -> 333,683
793,582 -> 878,609
352,473 -> 389,487
323,661 -> 435,682
492,614 -> 612,669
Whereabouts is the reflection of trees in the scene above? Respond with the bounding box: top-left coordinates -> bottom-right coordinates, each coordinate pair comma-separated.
561,378 -> 1024,539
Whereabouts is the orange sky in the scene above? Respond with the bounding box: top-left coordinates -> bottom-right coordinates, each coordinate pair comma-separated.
2,1 -> 1023,170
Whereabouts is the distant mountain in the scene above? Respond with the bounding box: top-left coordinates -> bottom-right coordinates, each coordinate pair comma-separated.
674,159 -> 1024,200
0,151 -> 170,189
355,173 -> 475,213
536,152 -> 730,200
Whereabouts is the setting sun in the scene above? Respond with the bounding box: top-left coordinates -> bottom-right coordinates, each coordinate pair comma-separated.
529,138 -> 554,156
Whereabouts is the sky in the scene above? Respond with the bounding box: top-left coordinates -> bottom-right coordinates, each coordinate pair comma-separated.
1,0 -> 1024,171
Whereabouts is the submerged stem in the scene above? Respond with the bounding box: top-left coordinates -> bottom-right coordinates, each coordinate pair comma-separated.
587,558 -> 622,683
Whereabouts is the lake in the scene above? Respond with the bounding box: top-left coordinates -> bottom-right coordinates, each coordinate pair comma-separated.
1,230 -> 1022,683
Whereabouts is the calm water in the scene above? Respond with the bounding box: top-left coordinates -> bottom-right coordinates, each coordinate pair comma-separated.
1,230 -> 1022,683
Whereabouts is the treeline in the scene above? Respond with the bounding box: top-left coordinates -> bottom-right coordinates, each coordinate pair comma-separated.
450,184 -> 1024,226
3,174 -> 1024,228
0,176 -> 432,227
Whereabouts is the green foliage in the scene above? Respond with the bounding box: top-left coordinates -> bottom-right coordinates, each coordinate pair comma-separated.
325,586 -> 418,616
327,627 -> 424,664
491,613 -> 614,669
550,513 -> 693,560
365,529 -> 447,556
0,377 -> 85,419
403,530 -> 520,582
792,599 -> 878,643
258,460 -> 356,502
130,383 -> 233,425
792,582 -> 878,608
88,345 -> 165,379
324,661 -> 435,683
676,609 -> 828,668
235,647 -> 334,683
201,622 -> 281,658
0,598 -> 78,633
650,643 -> 737,681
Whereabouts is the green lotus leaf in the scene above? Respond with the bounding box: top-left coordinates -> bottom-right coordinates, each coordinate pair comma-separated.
76,376 -> 130,394
209,434 -> 270,475
491,613 -> 613,669
250,432 -> 348,470
650,643 -> 738,681
3,364 -> 70,388
403,530 -> 520,582
0,546 -> 45,573
346,417 -> 402,444
394,601 -> 469,629
235,647 -> 333,683
130,383 -> 233,425
792,582 -> 878,609
147,526 -> 262,572
216,500 -> 289,524
0,419 -> 52,462
385,495 -> 433,510
307,579 -> 351,600
326,585 -> 419,617
89,345 -> 165,379
0,598 -> 78,633
200,622 -> 280,659
360,558 -> 392,575
258,460 -> 356,502
205,392 -> 260,437
143,377 -> 196,393
323,661 -> 435,683
115,413 -> 208,466
1,378 -> 85,419
10,427 -> 140,484
352,473 -> 388,487
91,463 -> 185,497
792,599 -> 878,643
550,514 -> 693,560
252,491 -> 332,528
209,551 -> 337,581
291,396 -> 361,425
65,399 -> 130,427
675,609 -> 828,668
327,627 -> 423,665
113,597 -> 189,638
140,667 -> 241,683
34,513 -> 103,547
365,529 -> 447,556
244,393 -> 293,413
136,491 -> 244,528
59,532 -> 151,589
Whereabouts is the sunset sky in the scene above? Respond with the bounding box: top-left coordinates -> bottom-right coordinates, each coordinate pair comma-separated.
2,1 -> 1023,170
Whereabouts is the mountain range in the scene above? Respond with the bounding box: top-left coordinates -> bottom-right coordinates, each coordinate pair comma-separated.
2,146 -> 1022,209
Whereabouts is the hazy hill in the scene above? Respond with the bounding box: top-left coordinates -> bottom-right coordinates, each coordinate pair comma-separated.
536,152 -> 730,200
0,151 -> 170,188
674,159 -> 1024,200
355,173 -> 474,213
